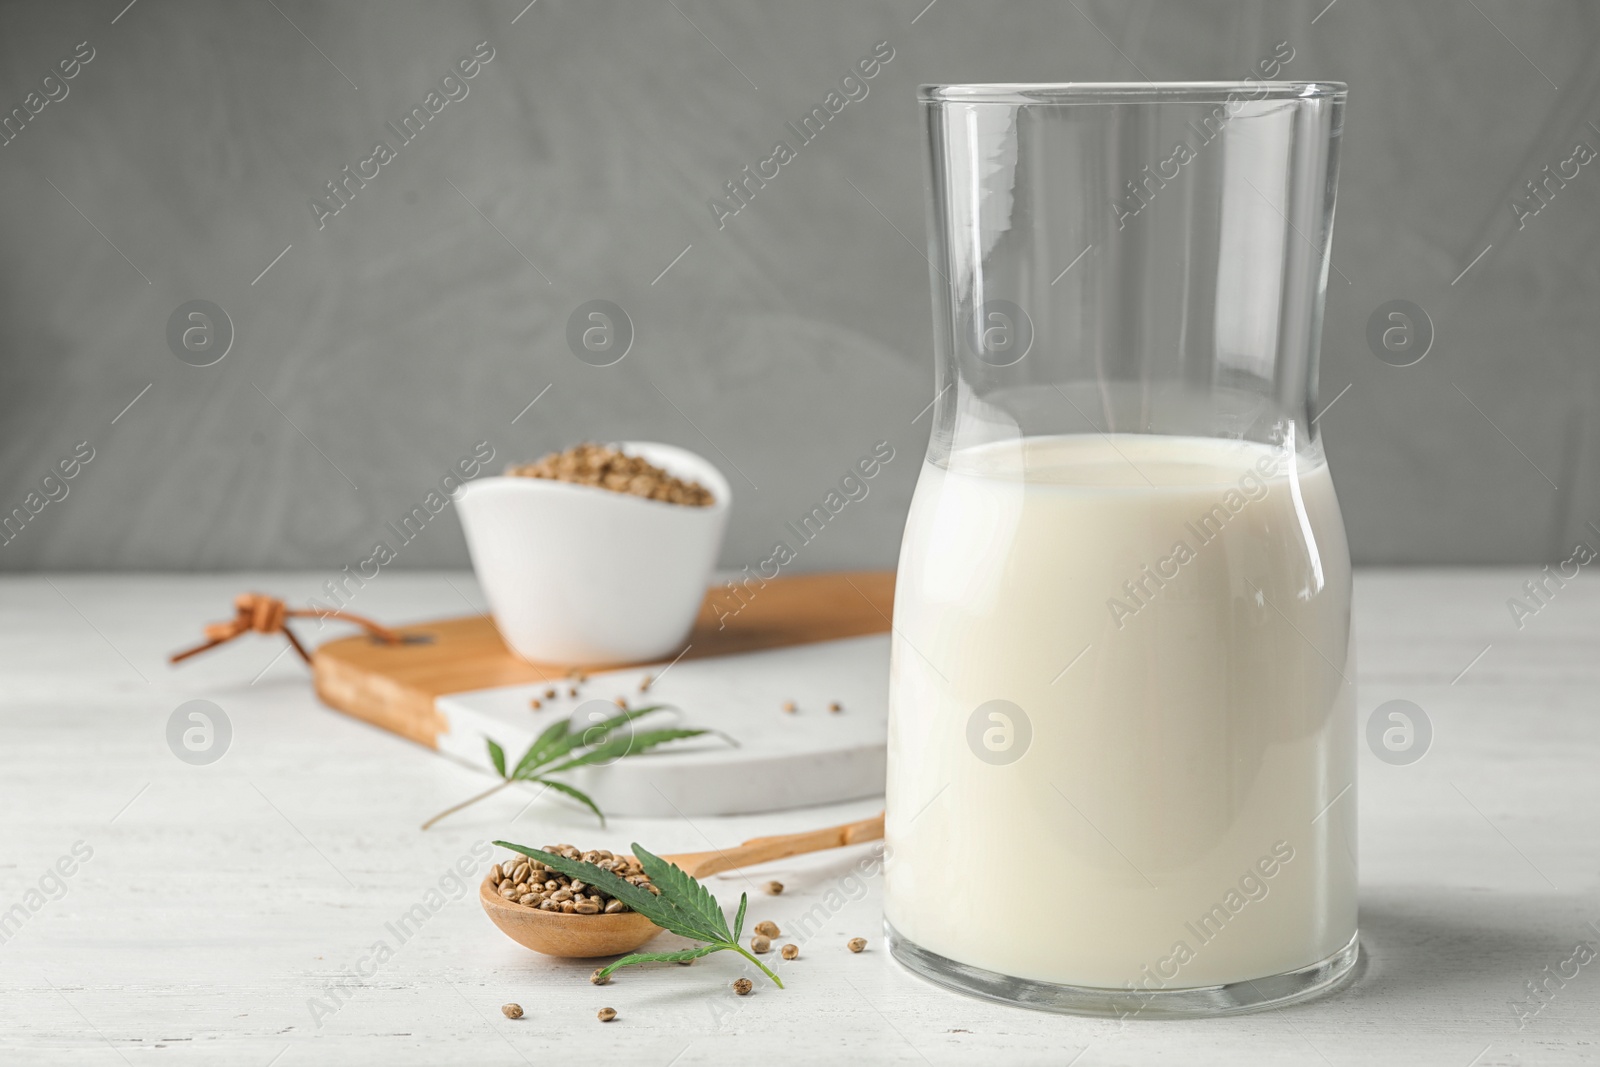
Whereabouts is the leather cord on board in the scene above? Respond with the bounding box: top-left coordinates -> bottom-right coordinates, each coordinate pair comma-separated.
169,592 -> 401,666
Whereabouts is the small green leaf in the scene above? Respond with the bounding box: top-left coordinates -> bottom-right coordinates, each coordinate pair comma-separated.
426,704 -> 707,830
514,705 -> 673,778
568,705 -> 676,750
598,945 -> 720,978
733,891 -> 748,941
512,717 -> 573,778
544,728 -> 709,773
632,843 -> 732,942
533,777 -> 606,827
583,704 -> 675,735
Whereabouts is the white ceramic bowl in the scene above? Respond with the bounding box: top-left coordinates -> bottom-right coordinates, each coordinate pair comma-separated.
455,442 -> 731,666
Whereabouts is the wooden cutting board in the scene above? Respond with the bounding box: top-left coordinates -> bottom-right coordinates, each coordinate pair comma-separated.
312,571 -> 896,815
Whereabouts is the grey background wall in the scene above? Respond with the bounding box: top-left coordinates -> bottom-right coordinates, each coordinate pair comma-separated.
0,0 -> 1595,572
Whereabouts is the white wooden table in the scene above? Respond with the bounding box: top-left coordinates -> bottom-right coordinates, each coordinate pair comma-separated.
2,571 -> 1596,1065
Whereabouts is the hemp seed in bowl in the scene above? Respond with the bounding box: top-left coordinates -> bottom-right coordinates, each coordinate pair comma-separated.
507,443 -> 714,506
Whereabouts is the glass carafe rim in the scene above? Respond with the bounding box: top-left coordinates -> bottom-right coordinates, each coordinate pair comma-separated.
920,81 -> 1346,105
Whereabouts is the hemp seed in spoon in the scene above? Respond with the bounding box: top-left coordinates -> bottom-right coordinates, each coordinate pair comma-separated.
493,846 -> 657,914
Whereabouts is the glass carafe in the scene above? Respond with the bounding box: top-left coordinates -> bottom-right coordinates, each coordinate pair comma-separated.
885,82 -> 1356,1017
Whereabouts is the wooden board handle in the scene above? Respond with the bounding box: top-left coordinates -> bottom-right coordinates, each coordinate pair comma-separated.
671,813 -> 885,879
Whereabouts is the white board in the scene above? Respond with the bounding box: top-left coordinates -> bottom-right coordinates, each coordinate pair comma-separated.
435,634 -> 889,815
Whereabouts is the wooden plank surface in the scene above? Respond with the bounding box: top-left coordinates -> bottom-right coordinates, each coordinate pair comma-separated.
311,571 -> 896,748
4,571 -> 1599,1064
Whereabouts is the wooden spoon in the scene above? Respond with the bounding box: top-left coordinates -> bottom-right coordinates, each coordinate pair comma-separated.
480,812 -> 884,958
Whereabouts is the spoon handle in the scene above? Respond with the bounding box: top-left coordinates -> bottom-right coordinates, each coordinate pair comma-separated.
673,812 -> 884,879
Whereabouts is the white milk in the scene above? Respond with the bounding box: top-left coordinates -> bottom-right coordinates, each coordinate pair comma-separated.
885,434 -> 1356,990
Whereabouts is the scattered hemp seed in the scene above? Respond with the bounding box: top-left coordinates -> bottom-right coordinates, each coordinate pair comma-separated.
568,686 -> 579,698
828,701 -> 842,713
530,698 -> 542,710
750,934 -> 772,954
639,674 -> 653,692
501,1003 -> 523,1019
848,937 -> 868,953
614,697 -> 628,708
591,968 -> 611,986
597,1007 -> 617,1023
733,977 -> 753,995
781,701 -> 797,714
754,920 -> 780,938
544,687 -> 557,699
764,881 -> 784,896
781,944 -> 799,960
